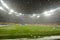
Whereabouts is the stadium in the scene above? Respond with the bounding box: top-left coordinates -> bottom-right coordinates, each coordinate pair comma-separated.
0,0 -> 60,40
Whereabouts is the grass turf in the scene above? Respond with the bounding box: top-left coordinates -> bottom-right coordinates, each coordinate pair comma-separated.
0,24 -> 60,39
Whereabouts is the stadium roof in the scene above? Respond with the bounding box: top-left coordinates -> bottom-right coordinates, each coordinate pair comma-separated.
1,0 -> 60,14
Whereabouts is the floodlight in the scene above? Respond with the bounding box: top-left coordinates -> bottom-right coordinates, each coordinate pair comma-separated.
57,7 -> 60,10
8,9 -> 14,14
10,9 -> 14,12
49,10 -> 55,12
43,11 -> 52,16
43,7 -> 60,17
49,7 -> 60,12
45,13 -> 51,16
0,6 -> 4,10
32,14 -> 36,17
43,11 -> 48,15
19,13 -> 22,15
30,14 -> 36,18
15,13 -> 24,17
1,0 -> 9,9
37,15 -> 40,18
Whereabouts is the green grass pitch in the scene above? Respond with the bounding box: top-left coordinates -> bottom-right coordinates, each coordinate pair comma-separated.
0,24 -> 60,39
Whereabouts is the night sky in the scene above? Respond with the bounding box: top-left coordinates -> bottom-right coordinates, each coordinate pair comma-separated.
0,0 -> 60,24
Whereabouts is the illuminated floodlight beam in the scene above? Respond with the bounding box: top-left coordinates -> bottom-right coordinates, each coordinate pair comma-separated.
45,13 -> 52,16
49,9 -> 55,12
43,9 -> 57,16
30,14 -> 36,18
32,14 -> 36,17
37,15 -> 40,18
49,7 -> 60,13
43,7 -> 60,16
8,9 -> 14,14
30,14 -> 40,18
58,7 -> 60,9
10,9 -> 14,12
54,7 -> 60,11
0,0 -> 10,10
49,8 -> 59,13
0,6 -> 4,10
16,13 -> 23,16
19,13 -> 22,15
14,12 -> 18,15
43,11 -> 52,16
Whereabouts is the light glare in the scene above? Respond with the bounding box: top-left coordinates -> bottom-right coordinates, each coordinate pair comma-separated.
16,13 -> 23,16
10,9 -> 14,12
45,13 -> 51,16
37,15 -> 40,18
43,11 -> 52,16
49,10 -> 55,12
1,0 -> 9,9
19,13 -> 22,15
0,6 -> 4,10
32,14 -> 36,17
8,9 -> 14,14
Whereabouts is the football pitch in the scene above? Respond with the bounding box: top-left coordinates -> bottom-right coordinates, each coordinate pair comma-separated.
0,24 -> 60,39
